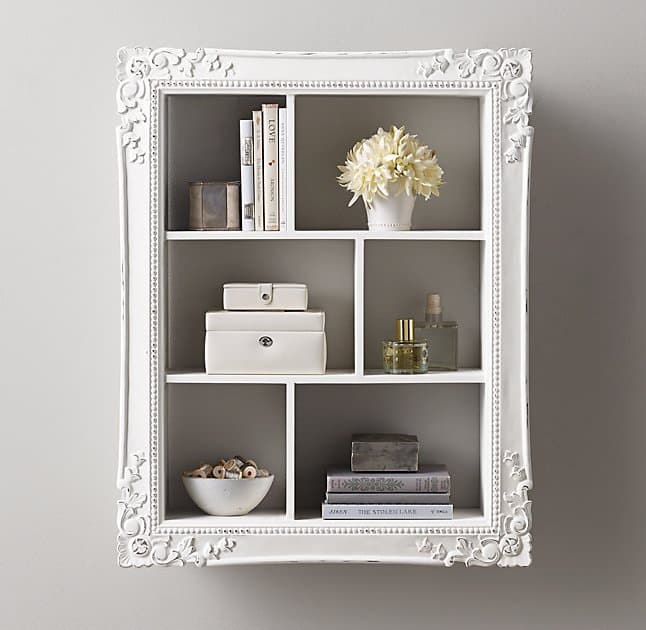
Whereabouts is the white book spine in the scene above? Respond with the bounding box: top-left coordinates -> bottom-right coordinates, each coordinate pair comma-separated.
321,503 -> 454,520
239,119 -> 255,231
252,110 -> 264,231
262,104 -> 279,231
278,107 -> 287,231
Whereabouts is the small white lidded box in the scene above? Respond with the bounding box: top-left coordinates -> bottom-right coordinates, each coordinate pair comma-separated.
222,283 -> 308,311
205,310 -> 326,374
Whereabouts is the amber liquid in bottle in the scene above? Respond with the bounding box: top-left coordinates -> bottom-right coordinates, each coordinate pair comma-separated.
383,319 -> 429,374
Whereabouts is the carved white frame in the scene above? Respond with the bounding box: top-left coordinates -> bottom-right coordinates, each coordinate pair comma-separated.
116,48 -> 532,567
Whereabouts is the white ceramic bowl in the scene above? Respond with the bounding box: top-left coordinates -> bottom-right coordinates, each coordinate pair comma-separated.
182,475 -> 275,516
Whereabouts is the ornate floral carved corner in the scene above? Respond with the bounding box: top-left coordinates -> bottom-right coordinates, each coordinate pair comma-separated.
117,451 -> 236,567
116,47 -> 234,164
417,48 -> 533,164
416,450 -> 532,567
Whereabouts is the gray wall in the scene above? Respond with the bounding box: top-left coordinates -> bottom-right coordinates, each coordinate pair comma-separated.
2,0 -> 645,628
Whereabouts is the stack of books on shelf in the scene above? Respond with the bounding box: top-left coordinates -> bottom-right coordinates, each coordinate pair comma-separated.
239,104 -> 287,232
322,433 -> 453,520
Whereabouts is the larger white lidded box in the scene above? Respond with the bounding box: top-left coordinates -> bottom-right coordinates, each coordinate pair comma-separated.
205,310 -> 326,374
223,283 -> 308,311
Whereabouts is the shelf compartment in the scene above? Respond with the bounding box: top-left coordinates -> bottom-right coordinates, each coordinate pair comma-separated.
166,230 -> 487,240
165,94 -> 288,230
166,239 -> 355,372
364,240 -> 481,371
294,384 -> 482,519
295,95 -> 481,231
165,383 -> 287,518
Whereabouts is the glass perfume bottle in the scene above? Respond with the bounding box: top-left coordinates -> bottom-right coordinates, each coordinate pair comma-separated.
415,294 -> 458,371
382,319 -> 429,374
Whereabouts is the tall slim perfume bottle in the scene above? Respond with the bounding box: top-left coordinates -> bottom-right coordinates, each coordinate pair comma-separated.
383,319 -> 429,374
415,294 -> 458,371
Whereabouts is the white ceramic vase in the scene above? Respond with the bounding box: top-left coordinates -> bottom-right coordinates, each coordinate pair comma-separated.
365,190 -> 416,231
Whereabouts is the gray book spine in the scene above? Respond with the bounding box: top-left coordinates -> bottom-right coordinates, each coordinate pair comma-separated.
325,492 -> 450,505
326,467 -> 450,493
322,502 -> 453,520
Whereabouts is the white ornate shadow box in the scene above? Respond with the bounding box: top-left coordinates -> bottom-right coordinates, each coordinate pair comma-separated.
116,48 -> 533,567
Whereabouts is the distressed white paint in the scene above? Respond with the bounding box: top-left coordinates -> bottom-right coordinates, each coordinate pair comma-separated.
117,48 -> 532,566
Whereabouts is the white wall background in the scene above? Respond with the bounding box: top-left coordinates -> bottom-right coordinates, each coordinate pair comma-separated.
2,1 -> 645,628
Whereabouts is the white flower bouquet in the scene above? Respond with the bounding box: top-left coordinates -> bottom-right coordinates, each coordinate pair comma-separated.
337,125 -> 444,208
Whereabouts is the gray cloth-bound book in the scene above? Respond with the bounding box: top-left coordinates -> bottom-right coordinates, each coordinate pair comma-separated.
326,465 -> 450,494
325,492 -> 450,504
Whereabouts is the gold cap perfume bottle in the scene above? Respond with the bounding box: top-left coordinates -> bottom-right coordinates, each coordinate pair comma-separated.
396,318 -> 415,342
383,319 -> 429,374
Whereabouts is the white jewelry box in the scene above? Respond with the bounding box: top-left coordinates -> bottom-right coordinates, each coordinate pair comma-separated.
205,310 -> 326,374
222,283 -> 308,311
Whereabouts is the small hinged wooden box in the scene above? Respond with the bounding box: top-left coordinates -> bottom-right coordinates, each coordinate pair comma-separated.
223,283 -> 308,311
205,310 -> 327,374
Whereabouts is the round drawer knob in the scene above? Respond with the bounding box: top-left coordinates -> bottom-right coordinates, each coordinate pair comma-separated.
259,336 -> 273,347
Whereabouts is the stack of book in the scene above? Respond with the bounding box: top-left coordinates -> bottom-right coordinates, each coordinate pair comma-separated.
322,434 -> 453,520
239,104 -> 287,232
